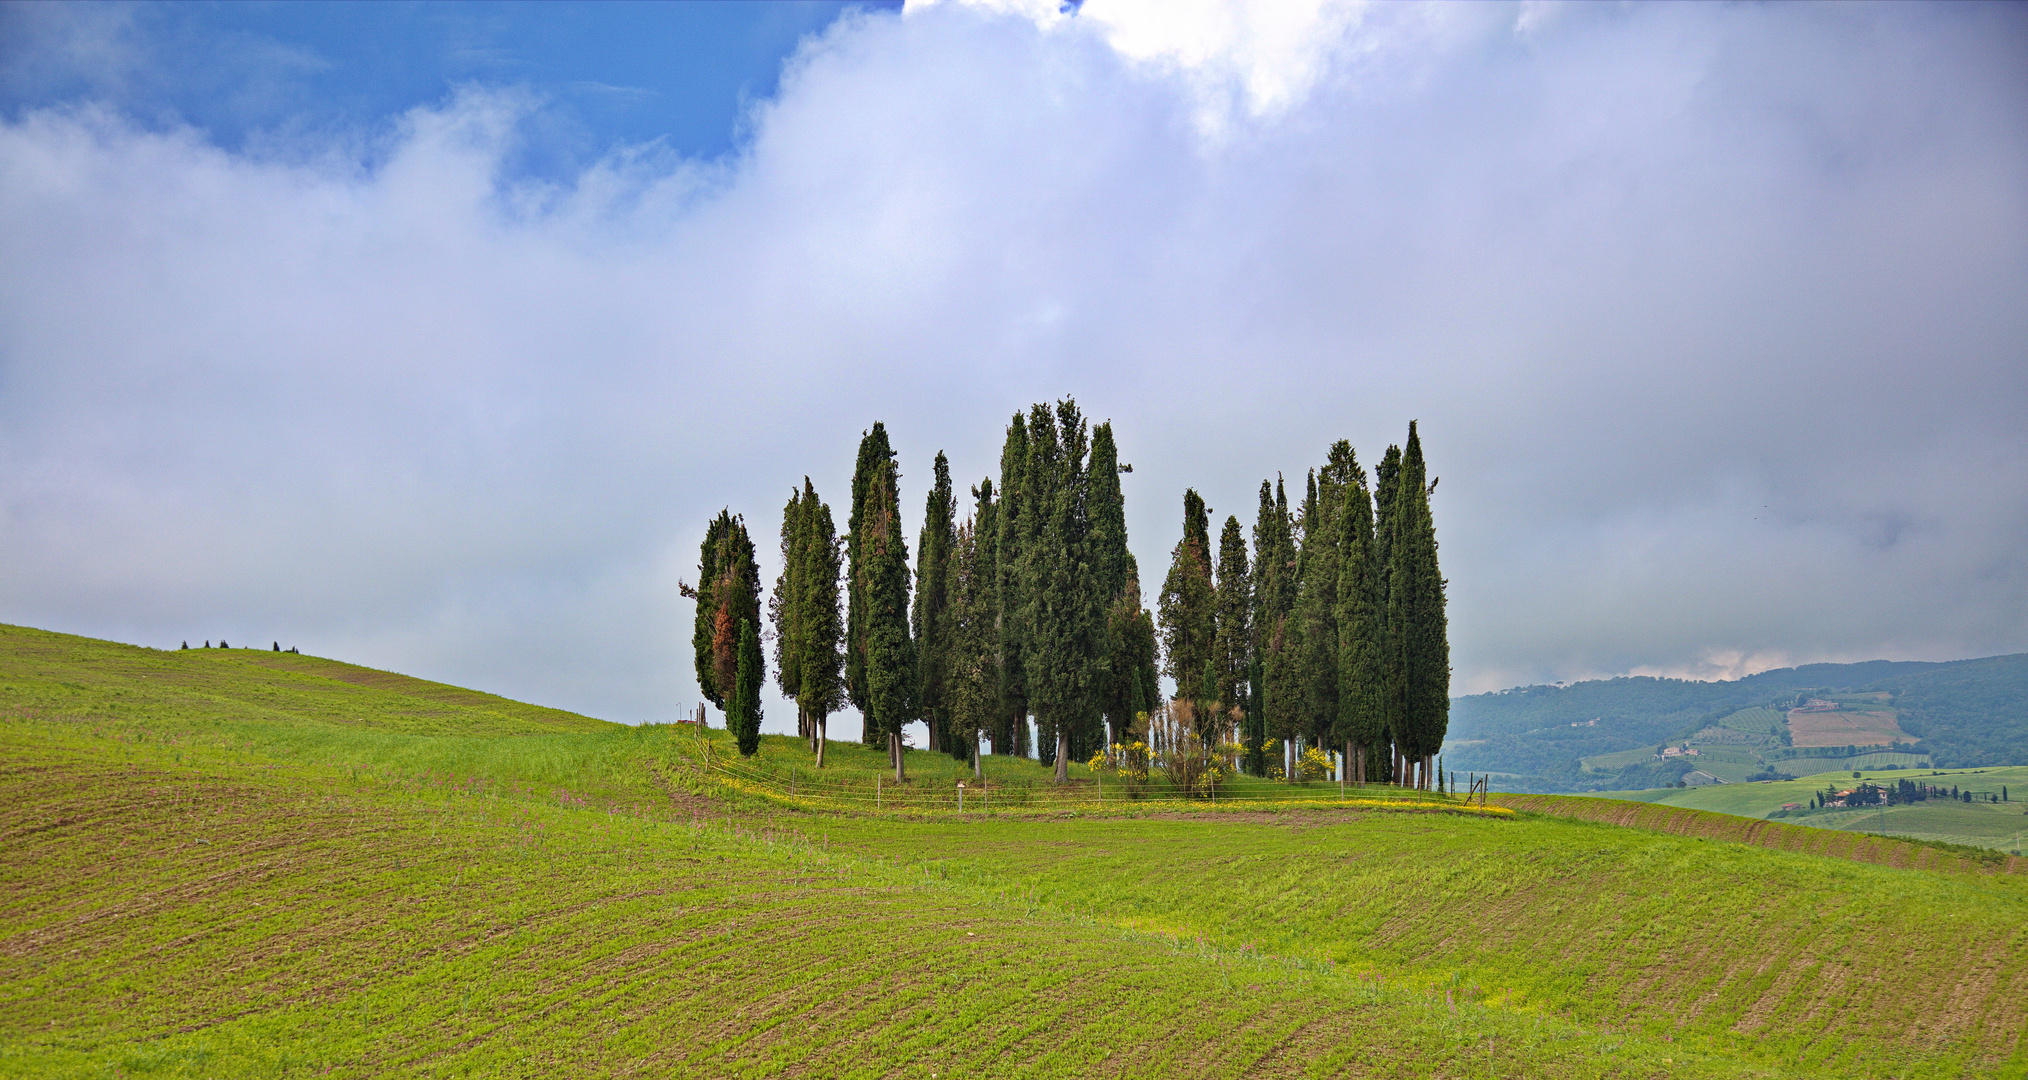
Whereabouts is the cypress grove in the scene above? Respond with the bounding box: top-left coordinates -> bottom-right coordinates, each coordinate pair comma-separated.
687,412 -> 1442,789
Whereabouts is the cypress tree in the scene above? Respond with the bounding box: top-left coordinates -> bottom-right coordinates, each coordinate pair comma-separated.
847,424 -> 898,747
687,509 -> 759,720
771,486 -> 809,741
995,414 -> 1032,758
1293,441 -> 1358,754
732,618 -> 764,756
1251,476 -> 1299,773
1104,596 -> 1159,748
1022,399 -> 1102,781
1212,516 -> 1250,718
1244,647 -> 1265,775
1158,489 -> 1215,720
947,516 -> 998,776
688,513 -> 729,709
1373,443 -> 1404,783
1088,421 -> 1154,750
969,479 -> 1003,758
913,452 -> 957,759
1087,423 -> 1137,602
792,481 -> 846,765
1022,406 -> 1060,766
1241,476 -> 1289,769
1389,422 -> 1449,789
1335,464 -> 1386,783
856,448 -> 915,780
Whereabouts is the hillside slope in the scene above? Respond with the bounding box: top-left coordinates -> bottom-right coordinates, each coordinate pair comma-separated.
0,622 -> 610,736
1449,653 -> 2028,789
4,625 -> 2026,1078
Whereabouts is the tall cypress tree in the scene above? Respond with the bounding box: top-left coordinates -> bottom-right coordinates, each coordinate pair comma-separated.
1159,489 -> 1216,736
1087,423 -> 1137,603
1288,442 -> 1359,757
847,425 -> 898,746
947,517 -> 996,776
1212,516 -> 1250,720
731,618 -> 764,756
1335,463 -> 1386,783
913,452 -> 957,758
1294,442 -> 1359,756
857,448 -> 915,780
969,479 -> 1002,756
1251,477 -> 1299,771
1088,421 -> 1154,750
995,414 -> 1031,758
771,486 -> 809,741
688,511 -> 731,711
687,509 -> 758,722
1022,407 -> 1060,765
1389,422 -> 1449,789
792,481 -> 845,765
1373,443 -> 1404,783
1022,399 -> 1102,781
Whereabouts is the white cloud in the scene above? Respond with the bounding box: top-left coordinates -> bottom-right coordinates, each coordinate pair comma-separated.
2,2 -> 2024,734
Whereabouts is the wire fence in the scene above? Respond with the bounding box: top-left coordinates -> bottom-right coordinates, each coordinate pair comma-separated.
697,753 -> 1509,818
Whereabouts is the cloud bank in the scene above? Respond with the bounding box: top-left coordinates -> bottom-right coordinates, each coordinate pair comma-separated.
3,1 -> 2024,732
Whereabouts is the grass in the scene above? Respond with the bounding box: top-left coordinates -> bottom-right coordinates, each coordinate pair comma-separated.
6,623 -> 2028,1078
1714,706 -> 1787,737
1594,763 -> 2028,850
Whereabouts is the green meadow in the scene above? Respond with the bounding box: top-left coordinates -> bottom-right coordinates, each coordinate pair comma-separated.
5,624 -> 2028,1078
1595,764 -> 2028,852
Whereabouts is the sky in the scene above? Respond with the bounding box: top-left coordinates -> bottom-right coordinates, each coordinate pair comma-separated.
2,0 -> 2024,742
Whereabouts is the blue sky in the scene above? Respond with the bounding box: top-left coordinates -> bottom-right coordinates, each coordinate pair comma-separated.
2,1 -> 2024,738
2,2 -> 892,168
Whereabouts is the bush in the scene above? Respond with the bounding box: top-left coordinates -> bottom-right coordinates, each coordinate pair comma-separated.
1160,730 -> 1233,799
1089,741 -> 1153,799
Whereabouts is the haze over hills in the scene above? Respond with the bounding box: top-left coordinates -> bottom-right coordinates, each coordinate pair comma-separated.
1445,653 -> 2028,793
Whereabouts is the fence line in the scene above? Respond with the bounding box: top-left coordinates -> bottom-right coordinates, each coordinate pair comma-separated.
696,757 -> 1508,817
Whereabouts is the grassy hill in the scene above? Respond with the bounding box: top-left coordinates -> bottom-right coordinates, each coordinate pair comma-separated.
1587,763 -> 2028,853
1448,654 -> 2027,791
5,624 -> 2028,1078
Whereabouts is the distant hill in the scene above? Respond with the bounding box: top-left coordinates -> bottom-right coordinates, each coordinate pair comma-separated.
0,621 -> 613,737
1447,653 -> 2028,792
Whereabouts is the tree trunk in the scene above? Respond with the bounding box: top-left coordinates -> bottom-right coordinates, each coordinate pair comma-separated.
892,731 -> 907,782
1053,724 -> 1069,783
972,737 -> 981,779
815,716 -> 826,768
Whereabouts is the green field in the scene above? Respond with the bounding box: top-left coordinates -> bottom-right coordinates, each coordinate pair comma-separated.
6,624 -> 2028,1078
1769,750 -> 1933,772
1577,746 -> 1660,772
1595,764 -> 2028,848
1715,706 -> 1788,737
